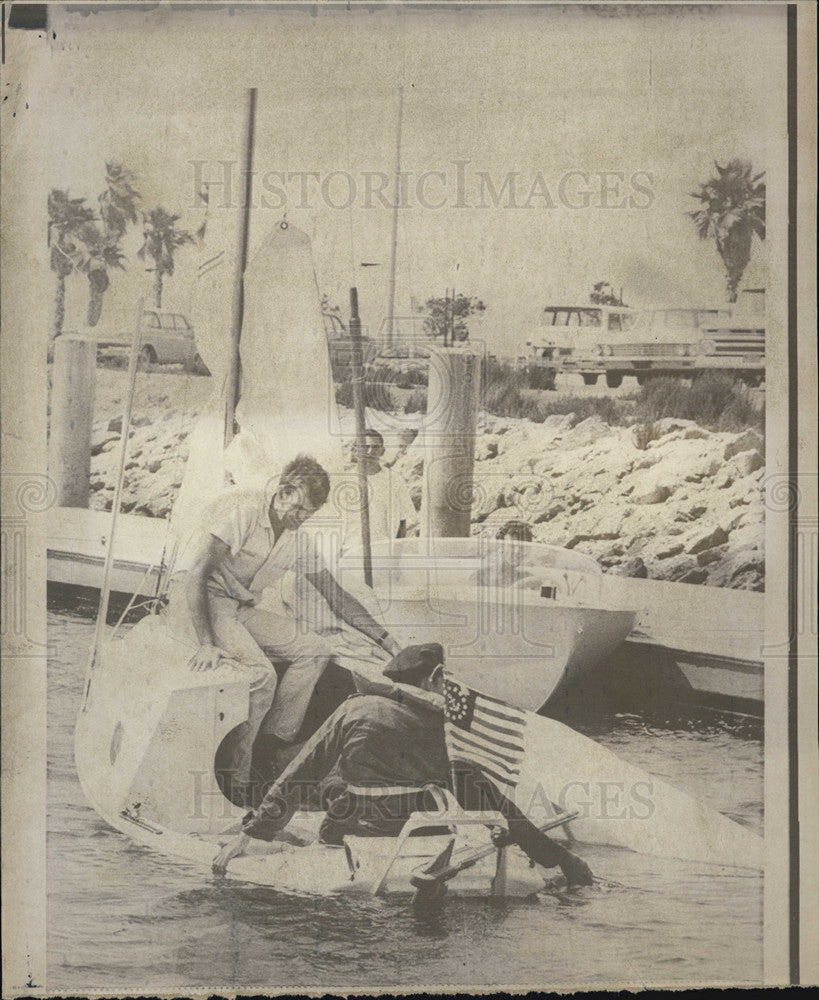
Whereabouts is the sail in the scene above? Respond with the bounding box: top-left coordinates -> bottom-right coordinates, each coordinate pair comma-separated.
231,222 -> 343,484
169,221 -> 345,550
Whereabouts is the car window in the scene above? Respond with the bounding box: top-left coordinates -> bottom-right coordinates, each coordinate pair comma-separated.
144,312 -> 161,329
176,315 -> 191,330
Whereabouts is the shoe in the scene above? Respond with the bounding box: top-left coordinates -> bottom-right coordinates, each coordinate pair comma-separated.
560,855 -> 594,886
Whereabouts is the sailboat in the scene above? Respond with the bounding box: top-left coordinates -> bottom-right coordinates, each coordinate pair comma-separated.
73,90 -> 760,896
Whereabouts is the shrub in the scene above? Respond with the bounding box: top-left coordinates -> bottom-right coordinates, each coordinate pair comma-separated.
633,374 -> 763,433
538,394 -> 633,427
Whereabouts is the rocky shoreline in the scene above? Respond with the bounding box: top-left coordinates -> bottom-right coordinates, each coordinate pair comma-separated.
86,373 -> 764,592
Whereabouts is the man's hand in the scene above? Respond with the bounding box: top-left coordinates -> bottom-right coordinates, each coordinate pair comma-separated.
380,634 -> 401,658
212,832 -> 250,874
189,643 -> 228,672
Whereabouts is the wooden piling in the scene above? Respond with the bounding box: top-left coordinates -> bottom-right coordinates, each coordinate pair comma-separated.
48,335 -> 97,508
420,347 -> 481,537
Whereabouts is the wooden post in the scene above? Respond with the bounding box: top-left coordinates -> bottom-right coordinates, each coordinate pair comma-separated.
49,335 -> 97,508
420,348 -> 480,538
349,287 -> 373,587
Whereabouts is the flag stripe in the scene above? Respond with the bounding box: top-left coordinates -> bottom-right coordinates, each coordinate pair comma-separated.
471,711 -> 527,742
450,731 -> 520,772
447,728 -> 522,768
449,752 -> 518,790
467,721 -> 525,754
474,702 -> 527,727
471,687 -> 528,714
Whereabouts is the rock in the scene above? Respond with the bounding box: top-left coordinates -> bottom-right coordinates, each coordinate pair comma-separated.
560,415 -> 610,449
675,504 -> 707,523
724,429 -> 764,461
696,545 -> 727,566
656,542 -> 685,560
686,525 -> 729,555
650,417 -> 700,438
679,567 -> 709,585
532,501 -> 565,524
131,415 -> 152,429
714,470 -> 734,490
107,415 -> 124,433
543,414 -> 574,432
147,460 -> 163,474
475,437 -> 499,461
90,434 -> 118,456
607,556 -> 648,579
565,531 -> 620,549
632,484 -> 672,505
730,449 -> 764,477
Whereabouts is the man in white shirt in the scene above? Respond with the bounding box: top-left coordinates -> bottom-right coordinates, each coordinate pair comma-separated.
343,429 -> 417,552
166,454 -> 400,798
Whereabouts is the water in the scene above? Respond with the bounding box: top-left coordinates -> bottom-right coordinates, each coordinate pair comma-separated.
47,607 -> 763,992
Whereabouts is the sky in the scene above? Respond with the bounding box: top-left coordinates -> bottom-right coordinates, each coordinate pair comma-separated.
37,2 -> 783,355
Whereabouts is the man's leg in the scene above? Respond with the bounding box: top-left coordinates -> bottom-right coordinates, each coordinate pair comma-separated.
455,764 -> 593,886
237,606 -> 334,745
167,584 -> 279,787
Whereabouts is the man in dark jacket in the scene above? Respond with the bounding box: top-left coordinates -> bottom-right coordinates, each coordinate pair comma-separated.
213,644 -> 593,885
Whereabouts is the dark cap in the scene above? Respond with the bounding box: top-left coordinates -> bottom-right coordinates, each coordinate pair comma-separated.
383,643 -> 444,684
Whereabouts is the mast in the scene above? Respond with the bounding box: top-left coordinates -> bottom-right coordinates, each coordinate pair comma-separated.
224,87 -> 258,448
386,85 -> 404,350
349,287 -> 373,588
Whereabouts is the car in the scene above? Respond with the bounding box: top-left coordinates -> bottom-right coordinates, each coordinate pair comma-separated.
96,310 -> 208,373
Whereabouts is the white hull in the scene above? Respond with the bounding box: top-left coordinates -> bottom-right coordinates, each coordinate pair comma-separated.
72,537 -> 643,892
339,538 -> 637,709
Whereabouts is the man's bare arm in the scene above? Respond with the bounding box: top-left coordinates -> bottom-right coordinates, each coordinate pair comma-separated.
305,568 -> 401,656
186,535 -> 233,671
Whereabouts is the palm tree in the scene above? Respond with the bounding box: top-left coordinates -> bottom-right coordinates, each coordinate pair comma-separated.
81,163 -> 140,326
79,222 -> 127,326
137,207 -> 195,307
47,189 -> 96,339
98,162 -> 141,240
688,159 -> 765,303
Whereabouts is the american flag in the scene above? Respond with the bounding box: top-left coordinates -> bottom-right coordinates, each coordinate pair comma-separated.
442,673 -> 527,792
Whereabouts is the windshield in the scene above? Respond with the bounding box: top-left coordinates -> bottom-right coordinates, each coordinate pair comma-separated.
541,307 -> 602,327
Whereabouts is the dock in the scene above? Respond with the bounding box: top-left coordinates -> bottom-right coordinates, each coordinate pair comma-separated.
47,507 -> 765,715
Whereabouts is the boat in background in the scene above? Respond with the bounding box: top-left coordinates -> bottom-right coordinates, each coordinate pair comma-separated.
339,537 -> 637,711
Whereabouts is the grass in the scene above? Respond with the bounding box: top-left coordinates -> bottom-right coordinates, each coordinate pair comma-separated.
337,359 -> 763,435
631,374 -> 764,433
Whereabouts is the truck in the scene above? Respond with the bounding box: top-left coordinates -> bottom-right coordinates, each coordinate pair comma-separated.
561,291 -> 766,388
521,305 -> 636,389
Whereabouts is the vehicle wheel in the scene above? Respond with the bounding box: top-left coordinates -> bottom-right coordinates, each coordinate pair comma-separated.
138,346 -> 156,370
582,373 -> 599,386
605,372 -> 623,388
